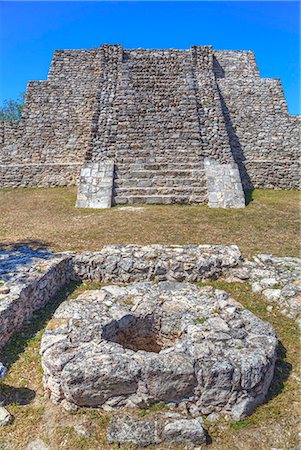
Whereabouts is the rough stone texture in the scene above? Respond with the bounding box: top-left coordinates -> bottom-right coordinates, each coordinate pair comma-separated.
107,412 -> 207,447
204,157 -> 245,208
41,281 -> 277,419
227,254 -> 301,323
72,244 -> 242,283
1,45 -> 299,205
0,247 -> 73,350
76,159 -> 114,208
0,407 -> 13,427
0,363 -> 7,380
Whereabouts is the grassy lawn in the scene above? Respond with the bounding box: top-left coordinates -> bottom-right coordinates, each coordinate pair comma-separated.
0,187 -> 299,258
0,281 -> 299,450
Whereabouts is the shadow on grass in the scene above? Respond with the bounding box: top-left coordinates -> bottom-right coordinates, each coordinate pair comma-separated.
265,340 -> 292,403
0,385 -> 36,407
0,281 -> 80,370
0,240 -> 51,251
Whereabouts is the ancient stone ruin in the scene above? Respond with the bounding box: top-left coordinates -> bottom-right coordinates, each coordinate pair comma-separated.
41,282 -> 277,420
1,244 -> 301,446
0,45 -> 299,208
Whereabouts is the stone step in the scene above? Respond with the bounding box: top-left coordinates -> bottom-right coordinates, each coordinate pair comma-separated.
113,186 -> 207,196
117,162 -> 204,171
114,194 -> 207,206
115,177 -> 204,188
115,169 -> 205,179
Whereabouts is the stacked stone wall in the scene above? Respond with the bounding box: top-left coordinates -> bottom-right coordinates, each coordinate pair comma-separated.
0,49 -> 103,186
214,51 -> 300,190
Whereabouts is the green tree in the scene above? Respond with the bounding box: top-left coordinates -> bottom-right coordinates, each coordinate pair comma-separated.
0,93 -> 25,121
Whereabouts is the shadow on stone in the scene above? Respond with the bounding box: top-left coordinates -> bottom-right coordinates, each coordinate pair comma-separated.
0,281 -> 81,370
244,190 -> 254,206
265,340 -> 292,403
216,84 -> 254,205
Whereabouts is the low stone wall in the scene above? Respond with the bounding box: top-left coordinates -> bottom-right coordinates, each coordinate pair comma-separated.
72,244 -> 242,283
0,243 -> 300,357
0,253 -> 73,350
0,163 -> 81,188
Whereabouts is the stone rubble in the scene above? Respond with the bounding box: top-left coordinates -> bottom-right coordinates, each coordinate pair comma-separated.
227,254 -> 301,323
0,246 -> 73,349
41,281 -> 278,420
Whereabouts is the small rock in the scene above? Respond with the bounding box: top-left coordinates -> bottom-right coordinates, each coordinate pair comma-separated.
107,414 -> 161,447
0,286 -> 10,295
0,407 -> 13,427
0,363 -> 7,380
206,412 -> 220,422
74,421 -> 93,437
262,289 -> 282,302
251,282 -> 262,294
60,399 -> 78,412
266,305 -> 273,312
163,418 -> 207,445
187,403 -> 201,418
25,439 -> 51,450
231,267 -> 250,280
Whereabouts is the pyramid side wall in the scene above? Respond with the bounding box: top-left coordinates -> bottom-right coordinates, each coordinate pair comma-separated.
214,50 -> 300,190
0,50 -> 101,187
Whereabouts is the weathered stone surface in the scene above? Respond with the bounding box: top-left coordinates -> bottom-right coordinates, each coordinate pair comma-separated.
107,412 -> 207,447
107,414 -> 162,447
0,363 -> 7,380
204,157 -> 245,208
0,246 -> 74,350
72,244 -> 242,283
41,281 -> 277,419
76,159 -> 114,208
0,407 -> 13,427
162,417 -> 206,445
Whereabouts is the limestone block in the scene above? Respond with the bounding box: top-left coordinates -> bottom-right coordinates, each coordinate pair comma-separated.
76,159 -> 114,209
204,157 -> 245,208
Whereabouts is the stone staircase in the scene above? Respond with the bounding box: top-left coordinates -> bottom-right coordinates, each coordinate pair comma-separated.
113,162 -> 207,205
110,50 -> 207,205
76,45 -> 245,208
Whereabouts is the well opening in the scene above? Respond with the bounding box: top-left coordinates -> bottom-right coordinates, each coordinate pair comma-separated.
102,314 -> 175,353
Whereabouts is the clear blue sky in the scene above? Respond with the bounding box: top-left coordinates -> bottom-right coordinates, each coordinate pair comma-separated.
0,1 -> 300,114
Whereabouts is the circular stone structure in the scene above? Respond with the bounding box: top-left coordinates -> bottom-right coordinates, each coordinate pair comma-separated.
41,282 -> 278,419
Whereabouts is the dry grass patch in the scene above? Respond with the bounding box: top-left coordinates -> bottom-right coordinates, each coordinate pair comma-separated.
0,187 -> 299,258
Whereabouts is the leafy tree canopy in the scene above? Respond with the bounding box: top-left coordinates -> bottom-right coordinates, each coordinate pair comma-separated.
0,93 -> 25,121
